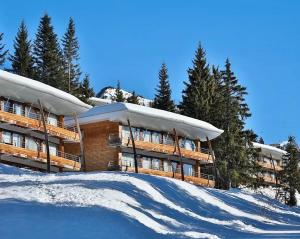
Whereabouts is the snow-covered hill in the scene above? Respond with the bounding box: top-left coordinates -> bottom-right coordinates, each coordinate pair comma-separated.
95,86 -> 152,106
1,164 -> 300,239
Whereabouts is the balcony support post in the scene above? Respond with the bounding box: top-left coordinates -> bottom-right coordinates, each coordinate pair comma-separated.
173,128 -> 184,181
127,119 -> 138,173
206,137 -> 217,186
73,113 -> 85,172
38,99 -> 51,173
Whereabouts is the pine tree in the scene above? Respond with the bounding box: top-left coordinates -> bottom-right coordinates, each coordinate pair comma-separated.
127,91 -> 139,104
179,44 -> 215,122
213,59 -> 252,189
9,20 -> 34,78
33,14 -> 65,89
280,136 -> 300,206
61,17 -> 81,94
0,32 -> 8,68
258,137 -> 264,144
153,63 -> 175,112
115,80 -> 125,102
79,74 -> 94,103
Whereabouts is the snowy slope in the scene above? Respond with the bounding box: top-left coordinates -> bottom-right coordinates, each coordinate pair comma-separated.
95,86 -> 152,106
1,164 -> 300,239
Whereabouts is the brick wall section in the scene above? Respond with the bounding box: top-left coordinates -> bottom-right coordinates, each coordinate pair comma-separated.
65,121 -> 120,171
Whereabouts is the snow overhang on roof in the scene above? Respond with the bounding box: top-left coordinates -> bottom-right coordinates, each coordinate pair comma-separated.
71,102 -> 224,141
252,142 -> 287,158
0,70 -> 92,116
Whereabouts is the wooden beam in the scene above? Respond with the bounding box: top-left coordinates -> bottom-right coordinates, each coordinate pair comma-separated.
37,99 -> 51,173
127,119 -> 138,173
173,128 -> 184,181
73,113 -> 85,172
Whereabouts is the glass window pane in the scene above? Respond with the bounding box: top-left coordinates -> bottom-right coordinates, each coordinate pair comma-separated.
2,131 -> 12,144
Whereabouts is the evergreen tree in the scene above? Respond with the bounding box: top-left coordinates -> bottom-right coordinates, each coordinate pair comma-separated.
61,17 -> 81,94
115,80 -> 125,102
213,59 -> 252,189
258,137 -> 264,144
127,91 -> 139,104
153,63 -> 175,112
9,20 -> 34,78
0,32 -> 8,68
179,44 -> 215,122
33,14 -> 65,89
79,74 -> 94,103
280,136 -> 300,206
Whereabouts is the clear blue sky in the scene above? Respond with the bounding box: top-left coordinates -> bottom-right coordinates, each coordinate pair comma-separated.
1,0 -> 299,144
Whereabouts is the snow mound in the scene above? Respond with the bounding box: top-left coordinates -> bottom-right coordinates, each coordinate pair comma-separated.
1,164 -> 300,239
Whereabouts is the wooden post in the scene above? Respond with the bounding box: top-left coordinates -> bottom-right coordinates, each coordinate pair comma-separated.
270,153 -> 279,188
195,139 -> 201,152
73,113 -> 85,172
206,137 -> 217,184
127,119 -> 138,173
38,100 -> 51,173
173,128 -> 184,181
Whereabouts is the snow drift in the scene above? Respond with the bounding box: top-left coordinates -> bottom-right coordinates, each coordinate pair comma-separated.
1,163 -> 300,239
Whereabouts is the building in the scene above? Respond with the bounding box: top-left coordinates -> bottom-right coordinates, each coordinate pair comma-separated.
65,103 -> 224,187
0,70 -> 91,172
252,142 -> 287,185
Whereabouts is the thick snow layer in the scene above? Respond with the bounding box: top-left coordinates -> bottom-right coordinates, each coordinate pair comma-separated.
0,70 -> 91,115
1,164 -> 300,239
67,102 -> 223,141
252,142 -> 287,158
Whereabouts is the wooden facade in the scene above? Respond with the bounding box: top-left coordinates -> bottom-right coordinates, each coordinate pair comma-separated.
65,121 -> 216,187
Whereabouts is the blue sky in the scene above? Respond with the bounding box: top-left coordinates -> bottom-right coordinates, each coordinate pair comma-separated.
1,0 -> 299,144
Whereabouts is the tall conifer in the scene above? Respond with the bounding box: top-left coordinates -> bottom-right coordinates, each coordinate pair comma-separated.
0,32 -> 8,68
153,63 -> 175,112
33,14 -> 65,89
62,17 -> 81,94
127,91 -> 139,104
79,74 -> 94,103
115,80 -> 125,102
9,21 -> 34,78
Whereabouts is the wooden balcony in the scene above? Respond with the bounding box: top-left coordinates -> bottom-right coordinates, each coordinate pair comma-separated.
122,139 -> 212,162
123,166 -> 215,187
0,142 -> 81,171
0,110 -> 79,142
258,161 -> 283,171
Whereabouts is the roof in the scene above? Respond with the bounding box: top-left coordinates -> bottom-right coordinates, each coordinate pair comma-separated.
252,142 -> 287,158
0,70 -> 92,116
69,102 -> 224,141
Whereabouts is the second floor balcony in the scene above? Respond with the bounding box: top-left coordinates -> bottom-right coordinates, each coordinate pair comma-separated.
0,105 -> 80,142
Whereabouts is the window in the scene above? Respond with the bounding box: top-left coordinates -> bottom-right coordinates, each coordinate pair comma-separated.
184,139 -> 196,151
152,158 -> 161,170
163,161 -> 172,172
2,131 -> 12,144
183,164 -> 193,176
143,130 -> 151,142
47,113 -> 58,126
142,157 -> 151,169
122,153 -> 135,167
12,133 -> 23,147
163,134 -> 174,145
13,103 -> 23,116
151,132 -> 161,144
122,126 -> 131,141
49,143 -> 58,156
25,137 -> 38,151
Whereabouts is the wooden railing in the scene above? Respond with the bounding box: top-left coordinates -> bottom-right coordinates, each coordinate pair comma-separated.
0,142 -> 81,170
258,161 -> 283,171
0,107 -> 79,142
122,166 -> 215,187
121,139 -> 212,162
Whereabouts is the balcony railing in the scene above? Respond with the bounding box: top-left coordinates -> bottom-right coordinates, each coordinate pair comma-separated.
0,105 -> 79,141
120,162 -> 215,187
0,141 -> 81,170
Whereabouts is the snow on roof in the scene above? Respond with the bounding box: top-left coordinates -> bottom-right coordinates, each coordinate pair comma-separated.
252,142 -> 287,158
0,70 -> 92,116
89,97 -> 112,106
71,102 -> 224,141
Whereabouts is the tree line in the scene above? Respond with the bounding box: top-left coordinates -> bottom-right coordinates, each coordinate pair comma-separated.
0,14 -> 94,103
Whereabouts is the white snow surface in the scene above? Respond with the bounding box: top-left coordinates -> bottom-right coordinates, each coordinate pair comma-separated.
67,102 -> 223,141
252,142 -> 287,158
0,70 -> 91,115
1,164 -> 300,239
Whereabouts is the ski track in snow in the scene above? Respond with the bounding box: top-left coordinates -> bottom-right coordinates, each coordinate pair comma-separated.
1,164 -> 300,239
